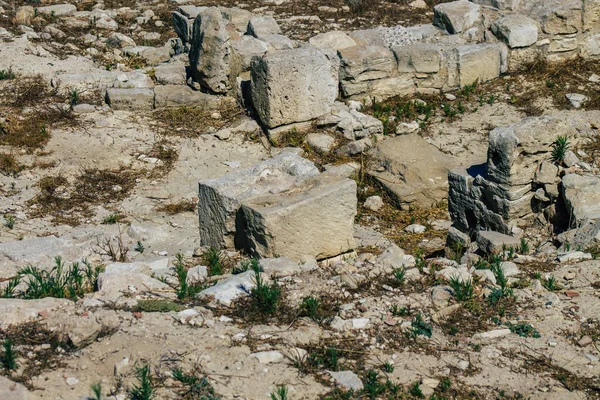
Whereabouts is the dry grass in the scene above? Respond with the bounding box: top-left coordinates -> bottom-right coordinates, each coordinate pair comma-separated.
156,199 -> 197,214
27,168 -> 140,225
0,153 -> 22,176
147,139 -> 179,177
152,105 -> 242,138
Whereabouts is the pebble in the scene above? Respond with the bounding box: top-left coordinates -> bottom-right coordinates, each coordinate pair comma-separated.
578,335 -> 593,347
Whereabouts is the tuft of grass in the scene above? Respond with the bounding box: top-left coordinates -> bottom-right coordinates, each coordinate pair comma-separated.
0,153 -> 22,177
449,276 -> 473,302
102,212 -> 124,225
299,296 -> 321,322
389,304 -> 409,316
520,238 -> 529,254
174,253 -> 203,300
69,89 -> 79,106
551,135 -> 570,165
2,276 -> 21,298
203,247 -> 224,276
409,381 -> 424,398
411,314 -> 432,338
129,364 -> 155,400
4,214 -> 15,229
0,67 -> 16,80
1,339 -> 18,372
156,199 -> 196,215
16,257 -> 101,300
542,275 -> 560,291
250,262 -> 281,315
382,362 -> 394,373
363,370 -> 385,399
392,266 -> 405,285
270,385 -> 288,400
91,382 -> 102,400
172,367 -> 218,399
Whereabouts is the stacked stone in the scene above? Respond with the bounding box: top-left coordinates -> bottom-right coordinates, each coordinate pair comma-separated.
448,117 -> 579,239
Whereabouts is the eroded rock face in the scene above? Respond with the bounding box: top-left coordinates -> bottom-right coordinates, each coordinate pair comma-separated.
189,7 -> 240,94
448,116 -> 580,236
250,47 -> 339,128
368,133 -> 457,208
239,176 -> 357,261
198,153 -> 320,249
433,0 -> 481,34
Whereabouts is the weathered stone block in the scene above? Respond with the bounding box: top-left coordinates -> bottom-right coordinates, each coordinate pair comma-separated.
250,47 -> 338,128
105,88 -> 154,111
189,7 -> 240,94
393,44 -> 443,73
239,176 -> 357,261
198,153 -> 319,248
491,14 -> 538,48
338,46 -> 396,83
369,134 -> 456,208
477,230 -> 520,254
455,44 -> 501,87
562,174 -> 600,224
309,31 -> 357,50
433,0 -> 481,34
247,16 -> 281,37
154,85 -> 236,109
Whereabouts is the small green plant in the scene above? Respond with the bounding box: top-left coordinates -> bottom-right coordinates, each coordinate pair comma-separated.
203,247 -> 224,276
551,135 -> 570,164
69,89 -> 79,106
393,266 -> 405,285
414,248 -> 426,271
363,370 -> 385,399
543,275 -> 560,291
270,385 -> 288,400
91,382 -> 102,400
135,241 -> 145,253
250,262 -> 281,314
382,362 -> 394,373
234,258 -> 258,274
173,253 -> 203,300
411,314 -> 432,338
439,377 -> 451,392
129,364 -> 155,400
300,296 -> 321,321
389,304 -> 409,316
172,368 -> 218,399
450,241 -> 464,263
520,238 -> 529,254
441,104 -> 457,119
486,95 -> 496,105
17,257 -> 101,300
409,381 -> 424,398
0,67 -> 15,80
509,323 -> 541,338
449,276 -> 473,302
1,276 -> 20,298
1,339 -> 18,372
102,212 -> 123,224
4,214 -> 15,229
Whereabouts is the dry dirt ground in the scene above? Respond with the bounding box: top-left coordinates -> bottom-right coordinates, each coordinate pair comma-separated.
1,0 -> 600,399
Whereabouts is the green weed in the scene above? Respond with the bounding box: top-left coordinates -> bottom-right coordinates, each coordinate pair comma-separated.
129,364 -> 155,400
411,314 -> 432,338
551,135 -> 570,164
449,276 -> 473,302
270,385 -> 288,400
250,263 -> 281,314
172,368 -> 218,399
1,339 -> 18,372
203,247 -> 224,276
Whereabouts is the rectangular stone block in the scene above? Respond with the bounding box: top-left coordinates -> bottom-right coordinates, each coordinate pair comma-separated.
341,77 -> 414,102
393,44 -> 443,74
338,45 -> 396,83
105,88 -> 154,111
239,177 -> 357,261
455,44 -> 501,87
154,85 -> 236,109
198,153 -> 319,248
250,47 -> 339,128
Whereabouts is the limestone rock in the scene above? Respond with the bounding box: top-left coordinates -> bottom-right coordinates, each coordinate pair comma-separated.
328,370 -> 363,391
105,88 -> 154,111
251,47 -> 338,128
477,231 -> 520,254
306,133 -> 335,154
491,15 -> 538,48
0,376 -> 40,400
239,176 -> 357,261
198,270 -> 257,306
368,134 -> 456,207
562,174 -> 600,223
154,85 -> 236,109
189,7 -> 240,94
231,35 -> 268,71
433,0 -> 481,34
308,31 -> 357,50
247,16 -> 281,37
198,153 -> 319,248
0,298 -> 73,329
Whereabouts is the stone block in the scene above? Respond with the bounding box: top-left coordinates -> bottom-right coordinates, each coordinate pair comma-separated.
250,47 -> 338,128
247,16 -> 281,37
477,230 -> 520,254
105,88 -> 154,111
239,176 -> 357,261
198,153 -> 319,248
154,85 -> 236,109
562,174 -> 600,224
338,46 -> 396,83
455,44 -> 501,87
433,0 -> 481,34
393,44 -> 443,73
491,14 -> 538,48
308,31 -> 357,50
